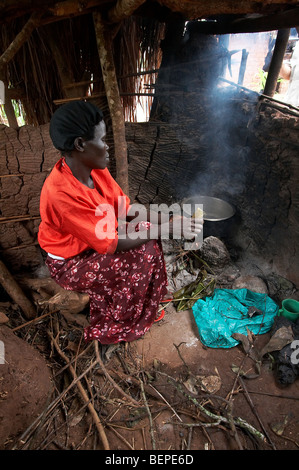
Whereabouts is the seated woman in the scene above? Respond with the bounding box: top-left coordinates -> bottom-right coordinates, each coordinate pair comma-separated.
38,101 -> 202,345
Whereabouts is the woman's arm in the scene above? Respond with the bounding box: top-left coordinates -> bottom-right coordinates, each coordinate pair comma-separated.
115,223 -> 160,252
115,216 -> 203,252
125,205 -> 170,225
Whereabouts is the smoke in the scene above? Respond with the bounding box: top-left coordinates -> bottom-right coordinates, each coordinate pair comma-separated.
152,27 -> 271,206
173,31 -> 266,203
176,82 -> 257,205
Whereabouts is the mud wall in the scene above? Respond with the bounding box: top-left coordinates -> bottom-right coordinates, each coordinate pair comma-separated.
0,124 -> 60,273
0,92 -> 298,287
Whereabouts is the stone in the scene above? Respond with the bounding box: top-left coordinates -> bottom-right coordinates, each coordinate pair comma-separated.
200,236 -> 231,267
232,275 -> 268,294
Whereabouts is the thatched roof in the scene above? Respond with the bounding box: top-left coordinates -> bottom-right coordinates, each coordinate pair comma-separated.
1,0 -> 298,125
0,8 -> 166,125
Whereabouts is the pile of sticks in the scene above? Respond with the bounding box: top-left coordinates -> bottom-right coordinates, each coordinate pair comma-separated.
6,304 -> 285,452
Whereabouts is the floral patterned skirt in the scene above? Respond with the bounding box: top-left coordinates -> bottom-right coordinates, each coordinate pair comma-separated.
45,236 -> 168,344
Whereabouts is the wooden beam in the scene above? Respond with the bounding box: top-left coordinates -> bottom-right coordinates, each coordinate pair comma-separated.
156,0 -> 299,20
2,0 -> 299,19
193,7 -> 299,34
226,7 -> 299,33
48,0 -> 102,18
107,0 -> 146,23
0,11 -> 42,76
0,0 -> 51,18
46,0 -> 148,24
93,10 -> 129,195
1,0 -> 299,27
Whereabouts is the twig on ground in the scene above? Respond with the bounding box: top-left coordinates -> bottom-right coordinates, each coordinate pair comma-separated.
173,420 -> 222,429
93,341 -> 140,407
225,397 -> 243,450
148,383 -> 183,423
238,376 -> 276,450
12,357 -> 98,449
157,371 -> 266,443
39,394 -> 95,450
139,374 -> 156,450
106,423 -> 135,450
49,332 -> 110,450
187,426 -> 193,450
12,309 -> 59,331
241,390 -> 299,401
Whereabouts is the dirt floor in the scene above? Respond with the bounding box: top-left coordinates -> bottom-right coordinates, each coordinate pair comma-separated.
1,297 -> 298,452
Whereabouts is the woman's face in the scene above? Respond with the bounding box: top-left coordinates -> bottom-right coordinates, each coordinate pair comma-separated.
80,121 -> 109,170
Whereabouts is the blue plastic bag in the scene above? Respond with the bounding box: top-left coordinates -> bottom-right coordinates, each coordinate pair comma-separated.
192,288 -> 279,348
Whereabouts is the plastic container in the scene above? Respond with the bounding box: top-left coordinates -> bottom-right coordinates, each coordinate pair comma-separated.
279,299 -> 299,321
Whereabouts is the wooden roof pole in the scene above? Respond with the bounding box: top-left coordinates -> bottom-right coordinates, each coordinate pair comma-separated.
91,0 -> 146,195
263,28 -> 290,97
107,0 -> 146,23
93,10 -> 129,195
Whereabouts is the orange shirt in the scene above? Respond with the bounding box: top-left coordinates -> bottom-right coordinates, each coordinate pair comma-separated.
38,158 -> 130,258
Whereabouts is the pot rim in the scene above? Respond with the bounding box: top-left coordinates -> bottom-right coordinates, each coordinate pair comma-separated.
181,195 -> 235,222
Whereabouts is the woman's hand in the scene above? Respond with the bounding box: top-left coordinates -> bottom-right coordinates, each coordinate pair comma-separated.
161,215 -> 203,240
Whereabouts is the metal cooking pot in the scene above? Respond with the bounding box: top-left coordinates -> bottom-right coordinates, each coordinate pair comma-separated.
182,195 -> 235,222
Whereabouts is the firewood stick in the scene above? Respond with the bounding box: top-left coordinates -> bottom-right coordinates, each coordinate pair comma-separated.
49,332 -> 110,451
12,309 -> 59,331
0,214 -> 33,220
0,258 -> 36,319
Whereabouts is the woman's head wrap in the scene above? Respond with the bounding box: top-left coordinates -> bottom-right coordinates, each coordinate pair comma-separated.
49,101 -> 104,152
